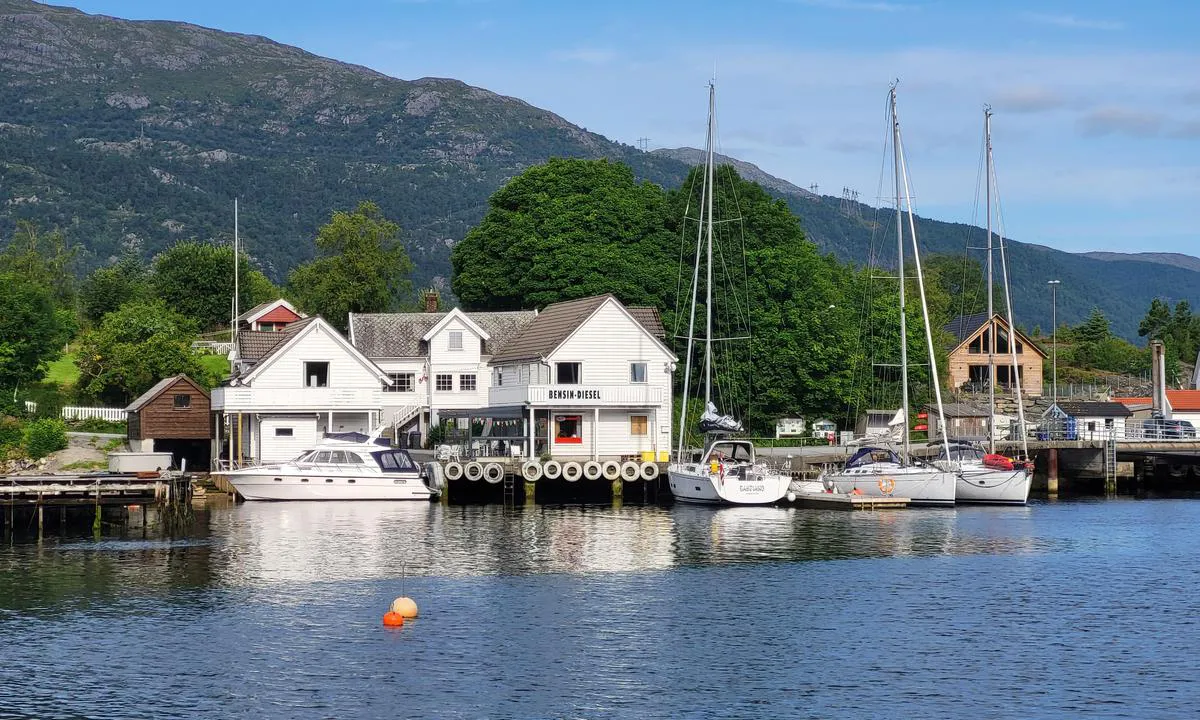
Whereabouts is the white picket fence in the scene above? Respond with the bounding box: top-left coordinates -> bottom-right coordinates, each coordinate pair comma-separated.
24,400 -> 37,414
61,406 -> 128,422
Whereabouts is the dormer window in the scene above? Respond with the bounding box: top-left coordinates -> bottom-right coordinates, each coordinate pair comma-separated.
449,331 -> 463,351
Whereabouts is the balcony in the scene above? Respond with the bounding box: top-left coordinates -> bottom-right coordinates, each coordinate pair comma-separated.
212,386 -> 384,412
489,384 -> 665,408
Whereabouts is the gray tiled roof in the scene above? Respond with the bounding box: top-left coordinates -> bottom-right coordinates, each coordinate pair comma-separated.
233,317 -> 316,378
351,310 -> 538,358
945,312 -> 991,344
925,402 -> 988,418
628,306 -> 665,339
1054,401 -> 1133,418
489,295 -> 611,364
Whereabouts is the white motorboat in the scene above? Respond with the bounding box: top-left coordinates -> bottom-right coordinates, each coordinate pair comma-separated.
668,439 -> 792,505
664,82 -> 790,506
953,106 -> 1033,506
218,439 -> 439,501
821,85 -> 958,507
823,447 -> 956,506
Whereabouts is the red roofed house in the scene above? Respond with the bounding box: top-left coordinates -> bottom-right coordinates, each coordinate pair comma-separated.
237,298 -> 305,332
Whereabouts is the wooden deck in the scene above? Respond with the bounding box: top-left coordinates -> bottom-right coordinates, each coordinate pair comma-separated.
0,473 -> 174,506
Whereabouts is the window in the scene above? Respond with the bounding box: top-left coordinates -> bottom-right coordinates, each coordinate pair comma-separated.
968,334 -> 983,354
460,374 -> 477,391
274,427 -> 294,437
630,415 -> 648,436
304,361 -> 329,388
385,373 -> 415,393
448,331 -> 463,350
556,362 -> 581,384
630,362 -> 647,383
373,449 -> 419,472
436,374 -> 453,391
172,394 -> 191,409
555,414 -> 583,444
495,368 -> 503,387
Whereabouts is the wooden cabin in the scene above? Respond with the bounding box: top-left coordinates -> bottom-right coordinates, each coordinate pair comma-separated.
945,313 -> 1046,397
926,402 -> 991,442
126,374 -> 212,471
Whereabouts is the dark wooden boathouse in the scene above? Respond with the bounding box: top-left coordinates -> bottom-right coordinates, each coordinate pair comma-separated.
126,374 -> 213,471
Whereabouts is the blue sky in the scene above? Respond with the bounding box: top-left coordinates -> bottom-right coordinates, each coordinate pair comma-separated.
69,0 -> 1200,256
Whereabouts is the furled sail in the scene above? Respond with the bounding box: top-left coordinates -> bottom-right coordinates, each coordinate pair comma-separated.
699,402 -> 743,433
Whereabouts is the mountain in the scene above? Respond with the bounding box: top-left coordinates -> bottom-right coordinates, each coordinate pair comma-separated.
1,0 -> 1197,340
652,147 -> 818,199
1082,252 -> 1200,275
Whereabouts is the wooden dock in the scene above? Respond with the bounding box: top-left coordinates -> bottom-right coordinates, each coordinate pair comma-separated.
0,472 -> 177,506
791,491 -> 910,510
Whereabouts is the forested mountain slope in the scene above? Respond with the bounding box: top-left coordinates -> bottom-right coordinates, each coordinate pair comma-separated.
0,0 -> 1194,339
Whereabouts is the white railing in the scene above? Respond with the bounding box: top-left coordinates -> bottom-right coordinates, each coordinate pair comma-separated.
23,400 -> 37,414
62,406 -> 128,422
1031,423 -> 1198,443
392,405 -> 423,429
211,386 -> 384,412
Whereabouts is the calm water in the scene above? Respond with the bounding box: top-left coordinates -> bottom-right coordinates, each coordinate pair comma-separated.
2,497 -> 1199,719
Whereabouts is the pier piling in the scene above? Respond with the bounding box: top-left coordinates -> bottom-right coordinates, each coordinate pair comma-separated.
1047,448 -> 1059,495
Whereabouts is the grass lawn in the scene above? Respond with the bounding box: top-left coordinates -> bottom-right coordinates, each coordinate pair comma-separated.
198,353 -> 231,378
46,351 -> 80,387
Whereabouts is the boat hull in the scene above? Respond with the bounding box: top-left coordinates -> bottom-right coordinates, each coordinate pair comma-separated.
956,466 -> 1031,505
667,464 -> 791,505
218,470 -> 436,501
824,466 -> 956,506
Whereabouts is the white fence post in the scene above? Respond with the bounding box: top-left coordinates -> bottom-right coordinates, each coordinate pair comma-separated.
61,406 -> 128,422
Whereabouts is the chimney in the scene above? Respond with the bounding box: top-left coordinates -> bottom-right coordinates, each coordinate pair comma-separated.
1151,339 -> 1167,416
423,289 -> 440,313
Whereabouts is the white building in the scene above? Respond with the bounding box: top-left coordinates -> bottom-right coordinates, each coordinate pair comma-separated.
487,294 -> 676,460
211,316 -> 392,465
349,300 -> 537,445
1042,401 -> 1132,441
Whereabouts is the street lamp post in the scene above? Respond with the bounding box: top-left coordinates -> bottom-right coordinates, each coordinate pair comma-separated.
1048,280 -> 1060,408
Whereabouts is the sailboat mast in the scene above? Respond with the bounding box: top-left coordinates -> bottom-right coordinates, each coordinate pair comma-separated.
233,197 -> 240,349
703,82 -> 716,411
895,113 -> 953,465
985,107 -> 995,454
891,87 -> 911,462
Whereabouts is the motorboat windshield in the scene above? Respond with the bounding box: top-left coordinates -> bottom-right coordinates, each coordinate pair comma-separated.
845,447 -> 902,468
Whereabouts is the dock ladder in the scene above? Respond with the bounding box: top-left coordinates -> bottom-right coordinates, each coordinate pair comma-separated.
1104,430 -> 1118,493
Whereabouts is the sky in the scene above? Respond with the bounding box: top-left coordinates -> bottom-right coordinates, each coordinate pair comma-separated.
66,0 -> 1200,257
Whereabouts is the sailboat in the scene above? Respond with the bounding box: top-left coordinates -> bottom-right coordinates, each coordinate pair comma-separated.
666,82 -> 792,506
950,107 -> 1032,505
820,86 -> 957,507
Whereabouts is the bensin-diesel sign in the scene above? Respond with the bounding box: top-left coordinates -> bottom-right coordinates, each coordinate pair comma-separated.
548,389 -> 602,400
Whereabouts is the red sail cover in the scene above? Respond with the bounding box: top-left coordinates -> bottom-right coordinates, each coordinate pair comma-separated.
983,454 -> 1015,471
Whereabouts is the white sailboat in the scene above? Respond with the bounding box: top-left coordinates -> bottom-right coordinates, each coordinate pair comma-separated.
666,82 -> 791,506
821,86 -> 957,507
952,107 -> 1032,505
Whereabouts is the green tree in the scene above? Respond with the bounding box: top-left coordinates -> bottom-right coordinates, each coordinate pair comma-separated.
0,272 -> 70,391
74,300 -> 219,404
924,253 -> 989,317
0,221 -> 79,309
152,242 -> 279,330
450,158 -> 676,311
287,201 -> 414,332
81,254 -> 154,325
1138,298 -> 1172,342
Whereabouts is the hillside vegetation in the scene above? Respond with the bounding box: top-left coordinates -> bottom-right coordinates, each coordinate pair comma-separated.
1,0 -> 1197,338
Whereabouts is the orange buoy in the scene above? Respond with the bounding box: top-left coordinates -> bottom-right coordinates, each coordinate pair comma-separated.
382,611 -> 405,627
390,596 -> 419,619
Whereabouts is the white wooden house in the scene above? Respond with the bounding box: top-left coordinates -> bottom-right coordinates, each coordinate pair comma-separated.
487,294 -> 676,461
1042,401 -> 1132,441
349,301 -> 538,446
211,317 -> 392,465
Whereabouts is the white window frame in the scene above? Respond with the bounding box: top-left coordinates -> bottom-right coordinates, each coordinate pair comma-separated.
630,362 -> 648,384
435,374 -> 453,392
459,374 -> 477,392
448,331 -> 463,351
556,362 -> 581,385
629,414 -> 649,436
384,373 -> 415,393
303,361 -> 330,388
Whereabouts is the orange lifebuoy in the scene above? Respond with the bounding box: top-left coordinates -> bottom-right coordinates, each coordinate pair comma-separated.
878,476 -> 896,495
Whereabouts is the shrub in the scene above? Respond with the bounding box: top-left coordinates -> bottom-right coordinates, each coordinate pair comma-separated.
0,416 -> 22,449
70,416 -> 128,434
24,418 -> 68,459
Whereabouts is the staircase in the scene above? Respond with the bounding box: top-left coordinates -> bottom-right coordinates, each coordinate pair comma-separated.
390,405 -> 424,444
1104,429 -> 1118,493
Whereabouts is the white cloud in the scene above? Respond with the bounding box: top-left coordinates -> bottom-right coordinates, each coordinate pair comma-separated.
1022,12 -> 1124,31
993,85 -> 1069,114
1077,106 -> 1163,137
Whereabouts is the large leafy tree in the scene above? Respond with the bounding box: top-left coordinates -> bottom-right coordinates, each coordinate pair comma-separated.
0,221 -> 79,310
152,242 -> 279,330
450,158 -> 676,310
75,300 -> 219,404
287,201 -> 414,332
81,254 -> 154,325
0,272 -> 70,391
